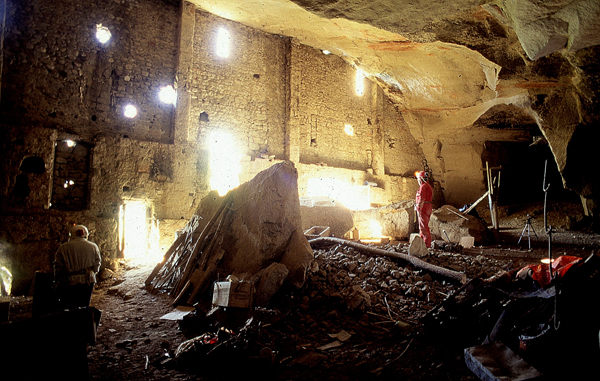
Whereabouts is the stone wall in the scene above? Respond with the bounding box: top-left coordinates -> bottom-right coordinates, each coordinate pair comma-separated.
1,0 -> 179,142
189,11 -> 288,158
291,43 -> 375,170
382,99 -> 424,176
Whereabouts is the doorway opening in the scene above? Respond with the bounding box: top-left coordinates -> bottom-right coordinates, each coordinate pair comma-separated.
118,200 -> 161,264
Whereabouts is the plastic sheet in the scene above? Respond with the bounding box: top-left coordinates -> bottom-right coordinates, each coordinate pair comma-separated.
520,255 -> 583,288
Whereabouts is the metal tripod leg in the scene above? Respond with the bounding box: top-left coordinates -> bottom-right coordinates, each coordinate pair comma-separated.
517,223 -> 531,249
517,219 -> 538,250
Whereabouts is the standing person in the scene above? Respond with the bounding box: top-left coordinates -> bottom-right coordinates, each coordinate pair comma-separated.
415,171 -> 433,247
54,224 -> 101,309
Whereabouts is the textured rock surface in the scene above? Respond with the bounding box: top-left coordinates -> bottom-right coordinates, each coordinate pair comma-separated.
352,200 -> 416,240
430,205 -> 489,245
218,161 -> 314,287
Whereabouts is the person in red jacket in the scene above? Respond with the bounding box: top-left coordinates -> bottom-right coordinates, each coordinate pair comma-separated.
415,171 -> 433,247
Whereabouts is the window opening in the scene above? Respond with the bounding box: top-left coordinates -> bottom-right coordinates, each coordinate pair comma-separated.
51,141 -> 90,211
344,124 -> 354,136
124,104 -> 138,118
216,27 -> 230,58
20,156 -> 46,174
159,85 -> 176,105
356,68 -> 365,96
96,24 -> 112,44
306,177 -> 370,211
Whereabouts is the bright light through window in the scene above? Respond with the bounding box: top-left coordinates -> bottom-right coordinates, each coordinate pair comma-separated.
216,27 -> 230,58
356,68 -> 365,96
306,178 -> 371,211
159,85 -> 176,105
344,124 -> 354,136
96,24 -> 112,44
124,104 -> 137,118
209,130 -> 241,196
65,140 -> 76,147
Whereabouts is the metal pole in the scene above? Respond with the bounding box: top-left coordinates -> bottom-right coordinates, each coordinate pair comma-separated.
543,160 -> 553,277
542,160 -> 560,330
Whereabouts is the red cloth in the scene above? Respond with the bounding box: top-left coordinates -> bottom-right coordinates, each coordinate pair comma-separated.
416,181 -> 433,247
521,255 -> 583,288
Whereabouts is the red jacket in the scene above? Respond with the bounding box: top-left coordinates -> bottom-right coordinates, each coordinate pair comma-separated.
416,181 -> 433,210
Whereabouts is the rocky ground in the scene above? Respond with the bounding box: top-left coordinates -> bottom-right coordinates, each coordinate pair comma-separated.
86,200 -> 599,381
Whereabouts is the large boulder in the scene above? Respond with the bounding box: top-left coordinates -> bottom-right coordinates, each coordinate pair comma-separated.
429,205 -> 489,245
352,200 -> 416,240
217,161 -> 314,288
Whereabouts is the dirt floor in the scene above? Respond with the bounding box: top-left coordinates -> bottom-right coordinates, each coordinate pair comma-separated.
86,200 -> 599,381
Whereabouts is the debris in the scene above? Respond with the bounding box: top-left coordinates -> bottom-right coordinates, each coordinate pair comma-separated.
159,306 -> 195,321
253,262 -> 288,307
98,268 -> 115,282
385,338 -> 413,367
304,226 -> 330,240
318,340 -> 343,350
463,191 -> 489,214
212,280 -> 254,309
460,236 -> 475,248
328,330 -> 352,341
430,205 -> 489,245
447,208 -> 469,220
347,285 -> 371,310
289,352 -> 327,367
309,236 -> 467,284
408,235 -> 428,257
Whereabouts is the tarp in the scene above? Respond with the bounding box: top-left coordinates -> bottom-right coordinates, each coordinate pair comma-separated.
520,255 -> 583,288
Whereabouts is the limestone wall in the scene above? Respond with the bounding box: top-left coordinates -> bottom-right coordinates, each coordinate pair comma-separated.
382,100 -> 424,176
1,0 -> 179,142
189,11 -> 288,158
291,43 -> 375,170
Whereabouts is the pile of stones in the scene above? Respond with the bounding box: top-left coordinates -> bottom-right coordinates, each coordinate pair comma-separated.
302,242 -> 513,324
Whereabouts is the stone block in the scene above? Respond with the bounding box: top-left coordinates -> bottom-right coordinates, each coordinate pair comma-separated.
460,236 -> 475,248
408,235 -> 428,258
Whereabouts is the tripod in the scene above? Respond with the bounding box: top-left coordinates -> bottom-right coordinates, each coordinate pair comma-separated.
517,214 -> 538,250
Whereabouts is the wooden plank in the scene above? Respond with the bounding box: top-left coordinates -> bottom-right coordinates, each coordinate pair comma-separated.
463,191 -> 489,214
447,208 -> 469,220
145,215 -> 201,288
171,192 -> 232,297
186,248 -> 225,305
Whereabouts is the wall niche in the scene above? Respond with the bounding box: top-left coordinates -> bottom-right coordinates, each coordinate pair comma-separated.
51,141 -> 91,211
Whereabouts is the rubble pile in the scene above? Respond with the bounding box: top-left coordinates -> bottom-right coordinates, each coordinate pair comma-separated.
302,241 -> 522,322
307,244 -> 460,321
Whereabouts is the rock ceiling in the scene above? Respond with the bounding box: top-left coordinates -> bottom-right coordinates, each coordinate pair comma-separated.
188,0 -> 600,209
189,0 -> 597,115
